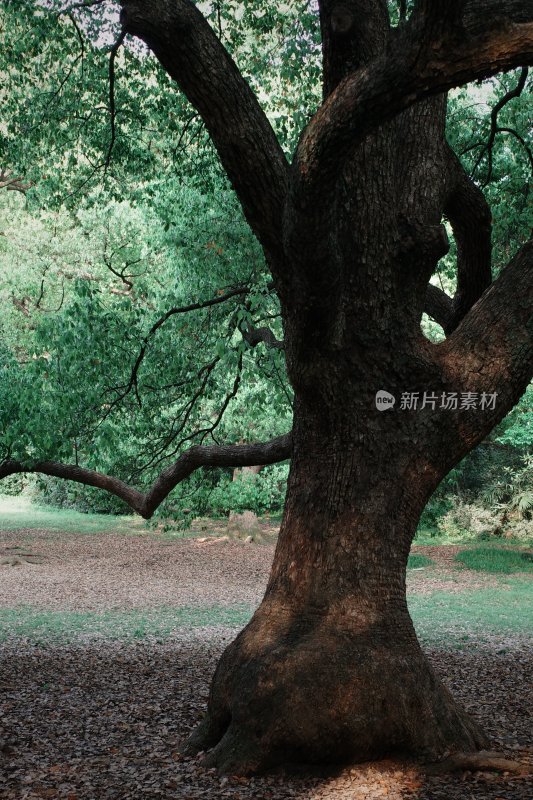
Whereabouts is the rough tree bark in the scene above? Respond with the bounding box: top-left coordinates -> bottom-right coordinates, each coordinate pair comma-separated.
3,0 -> 533,774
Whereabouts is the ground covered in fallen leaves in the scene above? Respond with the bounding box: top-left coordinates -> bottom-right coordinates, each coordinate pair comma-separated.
1,525 -> 532,799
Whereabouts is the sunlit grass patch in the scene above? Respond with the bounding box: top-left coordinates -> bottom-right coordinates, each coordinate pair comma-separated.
408,578 -> 532,646
0,494 -> 137,535
455,546 -> 533,574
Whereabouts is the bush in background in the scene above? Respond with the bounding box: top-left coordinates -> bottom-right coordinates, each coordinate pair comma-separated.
30,476 -> 130,515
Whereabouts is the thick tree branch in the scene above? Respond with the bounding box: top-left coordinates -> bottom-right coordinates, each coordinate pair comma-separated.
424,283 -> 454,330
103,29 -> 126,173
439,237 -> 533,447
0,169 -> 32,194
294,0 -> 533,205
0,434 -> 292,520
442,150 -> 493,333
119,0 -> 289,261
319,0 -> 389,97
241,324 -> 284,350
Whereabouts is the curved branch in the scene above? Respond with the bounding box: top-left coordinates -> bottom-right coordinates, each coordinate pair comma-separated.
471,66 -> 529,184
318,0 -> 390,97
119,0 -> 289,261
495,126 -> 533,176
108,285 -> 249,410
294,0 -> 533,206
439,237 -> 533,447
424,283 -> 454,330
0,434 -> 292,520
241,324 -> 284,350
442,149 -> 493,332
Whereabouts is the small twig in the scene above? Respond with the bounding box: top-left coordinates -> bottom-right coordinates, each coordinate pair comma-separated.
58,0 -> 107,14
101,285 -> 248,422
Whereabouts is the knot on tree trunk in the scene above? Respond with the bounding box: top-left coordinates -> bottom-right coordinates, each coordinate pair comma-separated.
331,5 -> 355,35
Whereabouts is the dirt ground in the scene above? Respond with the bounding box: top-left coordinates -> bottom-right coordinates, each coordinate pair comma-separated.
0,527 -> 532,799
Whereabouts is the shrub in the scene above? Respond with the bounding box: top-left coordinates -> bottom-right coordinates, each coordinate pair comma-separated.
482,455 -> 533,521
30,475 -> 130,515
0,474 -> 28,496
417,495 -> 454,535
207,464 -> 289,516
437,501 -> 503,541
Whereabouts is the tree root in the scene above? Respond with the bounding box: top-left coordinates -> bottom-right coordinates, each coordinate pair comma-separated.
425,750 -> 530,775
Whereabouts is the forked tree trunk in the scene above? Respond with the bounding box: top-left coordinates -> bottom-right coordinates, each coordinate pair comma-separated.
181,90 -> 497,774
62,0 -> 533,776
186,391 -> 488,772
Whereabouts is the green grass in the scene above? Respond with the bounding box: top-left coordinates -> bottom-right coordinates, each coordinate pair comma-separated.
455,546 -> 533,574
408,578 -> 532,646
1,496 -> 531,650
0,495 -> 215,540
407,554 -> 434,569
0,494 -> 138,535
2,578 -> 531,648
0,604 -> 254,643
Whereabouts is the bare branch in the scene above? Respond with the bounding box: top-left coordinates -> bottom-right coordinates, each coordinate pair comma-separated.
240,324 -> 284,350
0,169 -> 32,194
471,67 -> 529,184
103,30 -> 126,174
105,285 -> 249,412
495,126 -> 533,175
57,0 -> 107,13
0,434 -> 292,519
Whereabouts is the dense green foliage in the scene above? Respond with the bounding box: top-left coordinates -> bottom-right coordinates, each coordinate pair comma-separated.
0,1 -> 531,530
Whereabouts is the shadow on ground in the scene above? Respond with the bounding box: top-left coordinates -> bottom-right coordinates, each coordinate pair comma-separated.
1,637 -> 531,800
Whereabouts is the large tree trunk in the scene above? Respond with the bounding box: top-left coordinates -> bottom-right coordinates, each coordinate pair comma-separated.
180,85 -> 511,773
186,390 -> 487,772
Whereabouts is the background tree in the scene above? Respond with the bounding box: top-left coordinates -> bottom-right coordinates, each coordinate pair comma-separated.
1,0 -> 532,774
